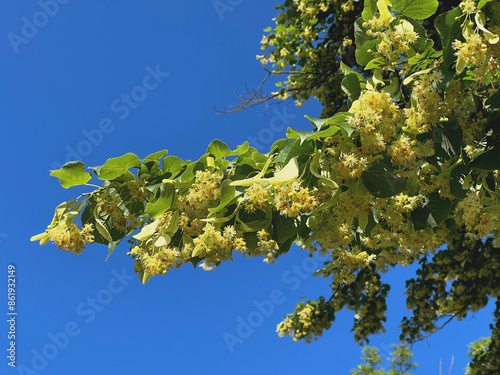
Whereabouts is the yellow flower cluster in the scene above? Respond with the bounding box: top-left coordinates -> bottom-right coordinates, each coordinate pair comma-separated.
257,229 -> 279,264
178,170 -> 222,216
243,183 -> 269,213
367,19 -> 418,66
454,33 -> 500,84
335,246 -> 377,284
96,190 -> 135,233
48,224 -> 94,255
334,152 -> 369,180
393,193 -> 422,213
457,191 -> 500,240
404,70 -> 445,133
309,191 -> 372,259
126,179 -> 149,201
274,181 -> 318,217
348,90 -> 401,141
388,135 -> 421,173
460,0 -> 476,15
277,301 -> 331,343
192,223 -> 233,264
131,247 -> 181,276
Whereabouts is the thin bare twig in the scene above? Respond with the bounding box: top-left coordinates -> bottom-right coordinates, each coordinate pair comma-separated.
214,68 -> 312,114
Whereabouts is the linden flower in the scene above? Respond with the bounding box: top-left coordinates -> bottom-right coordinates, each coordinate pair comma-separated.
455,191 -> 499,239
459,0 -> 476,15
388,135 -> 420,170
256,55 -> 268,65
349,90 -> 401,138
223,225 -> 237,239
192,223 -> 232,263
178,170 -> 222,216
280,48 -> 290,57
42,223 -> 95,255
274,181 -> 318,217
393,193 -> 421,213
243,183 -> 269,213
341,0 -> 354,12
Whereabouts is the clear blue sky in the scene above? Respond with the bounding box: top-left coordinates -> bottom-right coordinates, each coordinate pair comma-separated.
0,1 -> 494,374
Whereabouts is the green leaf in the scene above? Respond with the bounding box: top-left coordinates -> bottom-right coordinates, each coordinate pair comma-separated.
485,90 -> 500,109
450,164 -> 468,199
272,211 -> 298,244
209,179 -> 237,214
228,142 -> 250,156
416,118 -> 462,167
342,73 -> 362,102
354,18 -> 380,66
146,183 -> 175,217
50,162 -> 92,188
206,139 -> 231,159
309,152 -> 339,191
286,125 -> 342,145
180,159 -> 206,182
143,150 -> 168,163
361,163 -> 407,198
356,39 -> 380,67
411,193 -> 452,229
162,156 -> 187,176
93,206 -> 113,244
434,6 -> 463,67
478,0 -> 493,9
106,239 -> 122,261
305,113 -> 350,131
340,62 -> 366,82
358,211 -> 369,231
362,0 -> 378,21
274,138 -> 298,163
96,153 -> 142,180
364,57 -> 389,70
391,0 -> 438,20
274,139 -> 314,165
470,146 -> 500,170
363,210 -> 379,236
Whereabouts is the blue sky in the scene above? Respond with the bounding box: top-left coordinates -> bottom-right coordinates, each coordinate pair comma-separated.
0,1 -> 495,374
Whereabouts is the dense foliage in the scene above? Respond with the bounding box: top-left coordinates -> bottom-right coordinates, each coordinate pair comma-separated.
350,344 -> 418,375
247,0 -> 459,117
33,0 -> 500,372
